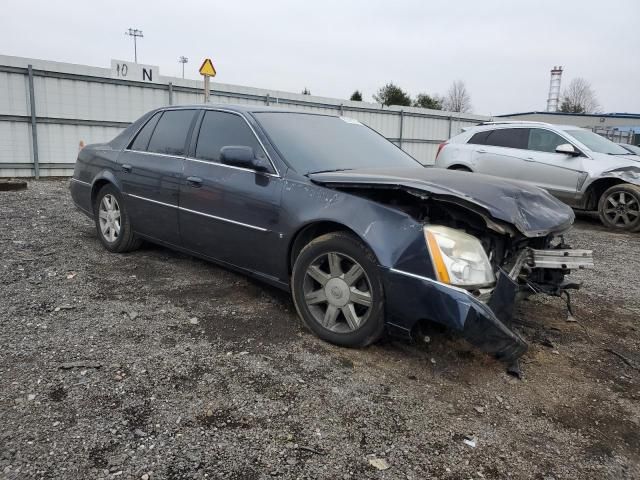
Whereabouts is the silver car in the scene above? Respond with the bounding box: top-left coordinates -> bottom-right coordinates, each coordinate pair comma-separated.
435,121 -> 640,231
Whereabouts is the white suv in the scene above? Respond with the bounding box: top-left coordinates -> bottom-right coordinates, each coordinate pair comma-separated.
435,121 -> 640,231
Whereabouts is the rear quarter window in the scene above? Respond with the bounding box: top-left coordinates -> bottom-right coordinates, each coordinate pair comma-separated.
129,112 -> 161,151
468,130 -> 491,145
484,128 -> 529,149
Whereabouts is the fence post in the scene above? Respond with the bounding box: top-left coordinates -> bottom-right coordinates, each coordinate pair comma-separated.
168,82 -> 173,105
27,65 -> 40,179
265,93 -> 270,106
399,110 -> 404,149
447,116 -> 453,139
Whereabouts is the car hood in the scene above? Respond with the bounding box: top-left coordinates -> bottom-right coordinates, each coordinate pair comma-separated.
308,167 -> 575,237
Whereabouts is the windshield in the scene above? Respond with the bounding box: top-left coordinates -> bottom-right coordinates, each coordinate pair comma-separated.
253,112 -> 420,174
565,129 -> 630,155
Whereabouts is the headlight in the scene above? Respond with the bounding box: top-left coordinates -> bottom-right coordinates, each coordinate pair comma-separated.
424,225 -> 495,287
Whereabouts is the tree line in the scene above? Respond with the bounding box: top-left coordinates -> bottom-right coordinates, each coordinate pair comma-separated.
348,81 -> 473,113
303,75 -> 601,114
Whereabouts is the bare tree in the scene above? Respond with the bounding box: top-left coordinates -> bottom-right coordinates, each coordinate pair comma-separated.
559,78 -> 600,113
442,80 -> 472,113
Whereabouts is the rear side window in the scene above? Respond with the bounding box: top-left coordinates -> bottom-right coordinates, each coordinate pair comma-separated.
484,128 -> 529,149
195,111 -> 266,163
527,128 -> 568,153
147,110 -> 197,156
129,113 -> 161,151
468,130 -> 491,145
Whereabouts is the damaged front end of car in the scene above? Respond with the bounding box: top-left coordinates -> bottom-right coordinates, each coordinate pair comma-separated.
310,168 -> 594,363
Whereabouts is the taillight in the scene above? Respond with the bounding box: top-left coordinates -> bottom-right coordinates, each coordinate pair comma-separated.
436,142 -> 447,159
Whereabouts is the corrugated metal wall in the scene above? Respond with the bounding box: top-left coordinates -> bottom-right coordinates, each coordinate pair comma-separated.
0,55 -> 489,177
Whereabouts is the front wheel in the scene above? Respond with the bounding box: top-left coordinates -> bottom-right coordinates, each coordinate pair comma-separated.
291,232 -> 385,347
598,184 -> 640,232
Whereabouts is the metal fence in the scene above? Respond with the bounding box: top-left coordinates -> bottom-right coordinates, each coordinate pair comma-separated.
592,127 -> 636,145
0,55 -> 489,178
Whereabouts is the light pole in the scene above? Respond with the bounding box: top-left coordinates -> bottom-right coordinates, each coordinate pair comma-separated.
125,28 -> 144,63
178,56 -> 188,79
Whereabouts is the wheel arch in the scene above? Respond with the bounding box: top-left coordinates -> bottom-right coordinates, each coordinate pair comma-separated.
582,177 -> 628,211
288,221 -> 373,275
90,170 -> 122,208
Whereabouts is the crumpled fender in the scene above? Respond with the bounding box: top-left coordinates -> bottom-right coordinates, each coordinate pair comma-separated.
597,166 -> 640,187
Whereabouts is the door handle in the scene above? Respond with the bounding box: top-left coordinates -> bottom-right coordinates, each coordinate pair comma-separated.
121,164 -> 132,173
477,149 -> 487,153
524,157 -> 535,162
186,176 -> 203,187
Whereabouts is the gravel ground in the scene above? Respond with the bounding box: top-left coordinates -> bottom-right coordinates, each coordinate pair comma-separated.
1,179 -> 639,480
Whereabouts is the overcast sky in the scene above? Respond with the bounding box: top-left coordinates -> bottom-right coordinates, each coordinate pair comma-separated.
3,0 -> 638,115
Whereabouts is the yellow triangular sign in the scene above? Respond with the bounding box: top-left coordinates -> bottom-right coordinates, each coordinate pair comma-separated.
199,58 -> 216,77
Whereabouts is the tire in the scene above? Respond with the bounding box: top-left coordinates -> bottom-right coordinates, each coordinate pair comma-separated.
291,232 -> 385,347
597,184 -> 640,232
93,184 -> 142,253
449,165 -> 472,172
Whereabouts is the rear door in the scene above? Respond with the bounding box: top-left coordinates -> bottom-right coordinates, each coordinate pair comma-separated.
520,128 -> 585,205
471,128 -> 530,180
117,109 -> 198,244
179,109 -> 283,277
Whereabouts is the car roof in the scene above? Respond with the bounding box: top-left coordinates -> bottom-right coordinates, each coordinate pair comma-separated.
468,121 -> 585,133
154,103 -> 337,116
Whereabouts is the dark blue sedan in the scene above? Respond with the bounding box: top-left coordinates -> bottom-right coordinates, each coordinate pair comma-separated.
70,104 -> 592,362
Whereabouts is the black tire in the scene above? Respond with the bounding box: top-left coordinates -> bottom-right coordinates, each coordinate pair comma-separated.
597,183 -> 640,232
93,184 -> 142,253
291,232 -> 385,347
449,165 -> 472,172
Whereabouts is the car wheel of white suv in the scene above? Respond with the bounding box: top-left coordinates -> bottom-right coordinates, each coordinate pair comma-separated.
598,184 -> 640,232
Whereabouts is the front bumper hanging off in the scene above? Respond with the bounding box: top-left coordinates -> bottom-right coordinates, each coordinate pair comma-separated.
384,248 -> 594,362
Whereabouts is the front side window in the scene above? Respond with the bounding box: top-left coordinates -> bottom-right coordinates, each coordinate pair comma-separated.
195,111 -> 266,163
147,110 -> 197,156
527,128 -> 569,153
484,128 -> 529,149
129,112 -> 161,151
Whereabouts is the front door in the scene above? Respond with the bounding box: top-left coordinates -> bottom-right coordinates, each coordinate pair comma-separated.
179,110 -> 284,278
520,128 -> 585,206
117,109 -> 198,245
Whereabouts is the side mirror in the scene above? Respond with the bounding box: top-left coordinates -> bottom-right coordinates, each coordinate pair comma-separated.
555,143 -> 579,156
220,146 -> 269,172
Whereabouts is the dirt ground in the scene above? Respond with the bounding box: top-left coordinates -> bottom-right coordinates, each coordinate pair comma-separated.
1,179 -> 639,480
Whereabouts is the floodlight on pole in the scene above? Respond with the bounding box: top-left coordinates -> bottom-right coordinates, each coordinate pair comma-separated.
178,56 -> 189,79
125,28 -> 144,63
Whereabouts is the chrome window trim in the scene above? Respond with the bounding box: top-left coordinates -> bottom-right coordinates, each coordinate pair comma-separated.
122,108 -> 281,176
123,149 -> 185,159
184,156 -> 279,178
194,107 -> 281,177
125,193 -> 269,233
70,178 -> 91,187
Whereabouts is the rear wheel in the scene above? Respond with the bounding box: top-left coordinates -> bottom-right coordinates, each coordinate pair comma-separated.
598,184 -> 640,232
291,232 -> 385,347
93,184 -> 142,252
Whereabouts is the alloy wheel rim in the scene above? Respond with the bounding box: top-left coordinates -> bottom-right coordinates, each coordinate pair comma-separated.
98,194 -> 121,242
603,191 -> 640,227
302,252 -> 373,333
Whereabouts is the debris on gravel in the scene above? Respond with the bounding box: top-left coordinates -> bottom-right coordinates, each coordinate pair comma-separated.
1,179 -> 639,479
